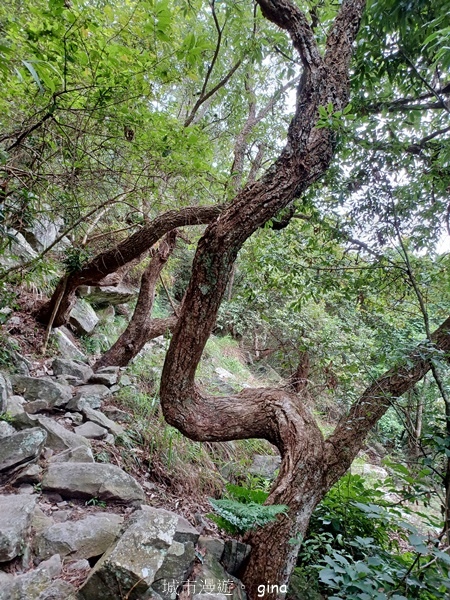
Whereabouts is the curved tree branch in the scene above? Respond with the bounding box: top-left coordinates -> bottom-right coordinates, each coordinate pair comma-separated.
36,204 -> 222,326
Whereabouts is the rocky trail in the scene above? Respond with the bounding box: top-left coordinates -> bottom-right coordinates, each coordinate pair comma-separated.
0,358 -> 249,600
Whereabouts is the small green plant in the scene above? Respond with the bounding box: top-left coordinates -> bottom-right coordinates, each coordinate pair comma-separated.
208,484 -> 288,534
33,482 -> 42,493
63,247 -> 92,274
85,497 -> 107,508
0,412 -> 14,423
94,450 -> 110,463
0,333 -> 20,367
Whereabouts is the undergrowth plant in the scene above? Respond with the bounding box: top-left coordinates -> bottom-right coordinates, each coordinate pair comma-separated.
291,473 -> 450,600
208,483 -> 288,534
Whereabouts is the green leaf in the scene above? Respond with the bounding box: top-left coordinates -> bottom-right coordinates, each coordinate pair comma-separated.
22,60 -> 44,93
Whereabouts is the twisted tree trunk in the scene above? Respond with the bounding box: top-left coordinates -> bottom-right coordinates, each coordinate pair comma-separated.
94,231 -> 178,369
36,205 -> 222,327
158,0 -> 368,595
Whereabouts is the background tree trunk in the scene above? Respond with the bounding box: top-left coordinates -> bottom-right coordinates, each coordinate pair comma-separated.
94,231 -> 178,369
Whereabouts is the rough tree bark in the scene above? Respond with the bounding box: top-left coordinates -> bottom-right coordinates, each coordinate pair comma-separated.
94,231 -> 178,369
154,0 -> 446,594
36,205 -> 222,327
158,0 -> 371,596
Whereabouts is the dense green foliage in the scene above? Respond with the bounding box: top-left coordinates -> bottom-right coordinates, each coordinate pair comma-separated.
208,483 -> 288,534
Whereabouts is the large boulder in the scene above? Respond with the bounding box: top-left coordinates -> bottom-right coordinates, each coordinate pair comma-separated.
52,359 -> 93,384
0,427 -> 47,472
1,229 -> 38,268
51,327 -> 88,363
23,212 -> 64,253
77,284 -> 137,307
66,384 -> 110,411
35,512 -> 123,561
74,422 -> 107,440
89,367 -> 119,387
0,558 -> 76,600
174,516 -> 200,546
193,553 -> 247,599
5,395 -> 27,421
42,463 -> 145,503
152,540 -> 196,599
0,494 -> 37,562
30,416 -> 92,455
221,540 -> 251,577
10,376 -> 72,408
69,299 -> 99,336
80,407 -> 124,436
248,454 -> 281,479
48,446 -> 94,464
77,507 -> 178,600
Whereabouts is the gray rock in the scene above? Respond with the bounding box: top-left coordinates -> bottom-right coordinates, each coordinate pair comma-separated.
89,369 -> 118,387
52,510 -> 70,523
78,284 -> 137,307
1,229 -> 38,268
64,412 -> 83,425
51,327 -> 88,363
0,427 -> 47,472
66,558 -> 90,572
35,512 -> 123,560
221,540 -> 251,576
0,420 -> 17,438
42,462 -> 145,503
31,416 -> 91,454
25,399 -> 51,414
0,565 -> 76,600
0,568 -> 50,600
49,446 -> 94,464
0,571 -> 13,585
6,395 -> 27,420
197,536 -> 225,562
194,553 -> 247,599
18,483 -> 35,494
102,406 -> 131,423
31,507 -> 55,535
24,212 -> 64,253
66,384 -> 110,411
119,374 -> 132,387
74,422 -> 107,439
52,359 -> 93,384
37,579 -> 77,600
0,372 -> 12,412
69,299 -> 99,336
0,494 -> 37,562
174,516 -> 200,546
81,407 -> 124,436
9,350 -> 32,376
13,463 -> 42,484
78,506 -> 178,600
248,454 -> 281,479
152,540 -> 196,599
38,553 -> 63,578
10,376 -> 72,408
